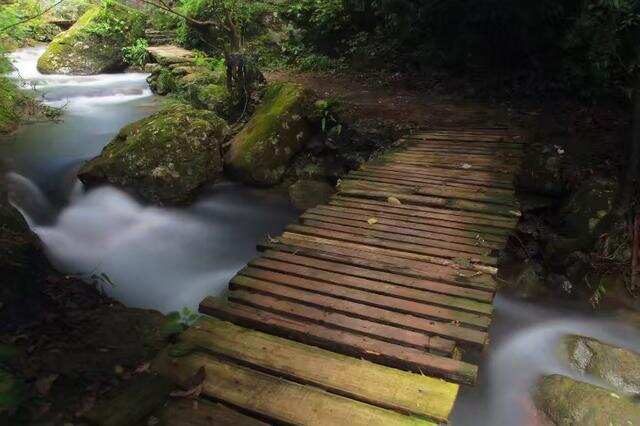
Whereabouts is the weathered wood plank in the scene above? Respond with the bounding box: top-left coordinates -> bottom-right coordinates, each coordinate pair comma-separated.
290,221 -> 495,260
153,347 -> 437,425
311,205 -> 508,243
236,268 -> 491,328
301,211 -> 502,250
228,289 -> 456,354
155,399 -> 268,426
329,197 -> 516,231
173,316 -> 460,422
340,179 -> 518,207
260,240 -> 498,291
280,231 -> 497,270
228,274 -> 489,348
361,163 -> 514,186
249,256 -> 493,314
260,250 -> 494,302
199,298 -> 479,385
348,170 -> 516,194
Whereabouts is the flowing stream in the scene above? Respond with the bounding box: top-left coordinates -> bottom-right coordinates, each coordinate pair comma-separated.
2,46 -> 639,425
2,46 -> 297,314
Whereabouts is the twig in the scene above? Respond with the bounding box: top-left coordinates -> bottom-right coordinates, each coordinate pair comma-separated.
0,0 -> 66,32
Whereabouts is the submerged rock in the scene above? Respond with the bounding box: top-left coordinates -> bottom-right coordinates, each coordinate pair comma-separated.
562,335 -> 640,395
288,179 -> 335,210
78,103 -> 228,205
533,374 -> 640,425
37,3 -> 145,75
225,82 -> 315,186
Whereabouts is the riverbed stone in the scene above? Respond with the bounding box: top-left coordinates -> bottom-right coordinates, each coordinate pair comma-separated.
78,103 -> 229,205
37,3 -> 145,75
225,82 -> 316,186
533,374 -> 640,425
147,45 -> 195,66
562,335 -> 640,395
288,179 -> 335,210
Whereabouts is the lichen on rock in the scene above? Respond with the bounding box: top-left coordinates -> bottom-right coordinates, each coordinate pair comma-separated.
224,82 -> 316,186
37,2 -> 145,75
533,374 -> 640,425
561,335 -> 640,395
78,103 -> 229,205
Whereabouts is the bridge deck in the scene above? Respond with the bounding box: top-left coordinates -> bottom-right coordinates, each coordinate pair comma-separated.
152,129 -> 522,425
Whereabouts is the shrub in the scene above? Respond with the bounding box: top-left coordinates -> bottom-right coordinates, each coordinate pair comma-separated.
122,38 -> 149,67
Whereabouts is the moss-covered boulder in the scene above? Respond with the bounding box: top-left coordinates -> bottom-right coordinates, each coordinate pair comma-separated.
78,103 -> 229,205
225,82 -> 316,186
533,374 -> 640,425
37,2 -> 145,75
288,179 -> 335,210
562,335 -> 640,395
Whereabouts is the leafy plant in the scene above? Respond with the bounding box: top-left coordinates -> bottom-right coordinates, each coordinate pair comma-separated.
122,38 -> 150,67
160,307 -> 200,338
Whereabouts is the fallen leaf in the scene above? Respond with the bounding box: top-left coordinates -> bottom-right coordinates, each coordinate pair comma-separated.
387,196 -> 402,205
147,416 -> 160,426
134,363 -> 151,374
367,217 -> 378,225
461,163 -> 472,169
36,374 -> 59,396
114,365 -> 125,376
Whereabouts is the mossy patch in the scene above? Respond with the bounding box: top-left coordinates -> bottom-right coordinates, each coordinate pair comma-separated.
224,82 -> 316,186
78,103 -> 228,205
37,2 -> 145,75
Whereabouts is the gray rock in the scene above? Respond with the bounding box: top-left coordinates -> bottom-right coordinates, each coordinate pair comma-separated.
562,335 -> 640,395
533,374 -> 640,426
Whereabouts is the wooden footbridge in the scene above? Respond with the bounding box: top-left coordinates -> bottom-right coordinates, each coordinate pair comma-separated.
152,129 -> 522,425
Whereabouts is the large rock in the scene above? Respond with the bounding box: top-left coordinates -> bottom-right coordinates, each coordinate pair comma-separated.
78,104 -> 228,205
147,45 -> 195,66
562,335 -> 640,395
517,143 -> 566,196
533,374 -> 640,425
224,82 -> 316,186
37,3 -> 145,75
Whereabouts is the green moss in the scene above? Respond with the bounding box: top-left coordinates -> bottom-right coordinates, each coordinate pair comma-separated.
78,103 -> 229,204
0,368 -> 25,415
224,82 -> 316,186
0,75 -> 20,134
37,2 -> 146,74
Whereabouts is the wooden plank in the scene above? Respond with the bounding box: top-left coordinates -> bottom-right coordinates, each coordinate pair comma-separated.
261,250 -> 494,302
153,347 -> 436,425
301,211 -> 503,250
228,289 -> 456,354
313,204 -> 508,243
401,143 -> 523,154
260,241 -> 498,291
375,156 -> 519,175
361,164 -> 514,186
228,274 -> 489,348
280,230 -> 497,274
330,197 -> 516,230
174,316 -> 460,422
199,298 -> 478,385
409,132 -> 522,143
349,170 -> 516,194
386,152 -> 522,167
336,189 -> 519,218
249,257 -> 493,314
297,218 -> 495,257
236,267 -> 491,328
340,180 -> 517,207
156,399 -> 268,426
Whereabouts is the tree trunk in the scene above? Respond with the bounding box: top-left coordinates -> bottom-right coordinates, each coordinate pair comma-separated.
626,76 -> 640,201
